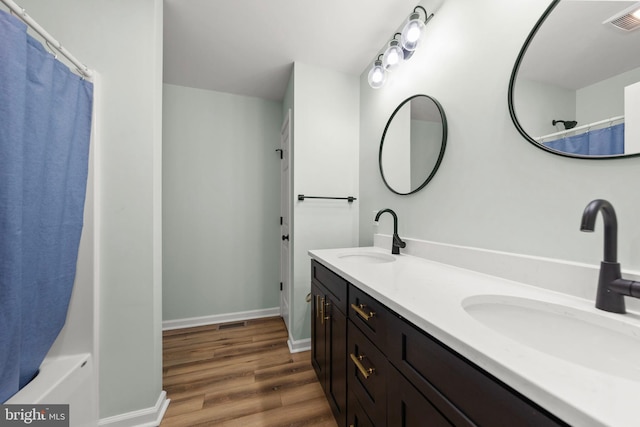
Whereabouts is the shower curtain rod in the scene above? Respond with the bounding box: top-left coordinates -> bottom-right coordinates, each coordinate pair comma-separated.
0,0 -> 93,78
536,115 -> 624,141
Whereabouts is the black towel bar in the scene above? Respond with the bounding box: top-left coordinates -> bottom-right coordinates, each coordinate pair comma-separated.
297,194 -> 357,203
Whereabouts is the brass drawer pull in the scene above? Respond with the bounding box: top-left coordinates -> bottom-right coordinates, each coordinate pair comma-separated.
351,303 -> 375,321
350,353 -> 375,379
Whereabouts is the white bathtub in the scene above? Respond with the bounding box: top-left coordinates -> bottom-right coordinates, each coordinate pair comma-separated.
7,353 -> 97,426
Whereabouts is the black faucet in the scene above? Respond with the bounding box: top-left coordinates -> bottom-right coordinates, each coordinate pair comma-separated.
375,209 -> 406,255
580,199 -> 640,313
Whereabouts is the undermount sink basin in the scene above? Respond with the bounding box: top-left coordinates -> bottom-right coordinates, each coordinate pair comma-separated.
337,251 -> 395,264
463,295 -> 640,381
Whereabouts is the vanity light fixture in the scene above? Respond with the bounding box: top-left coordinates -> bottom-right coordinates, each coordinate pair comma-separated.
401,6 -> 433,51
368,54 -> 387,89
366,5 -> 434,88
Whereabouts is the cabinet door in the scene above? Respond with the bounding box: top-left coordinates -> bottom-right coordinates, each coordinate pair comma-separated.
311,281 -> 327,385
388,367 -> 455,427
326,294 -> 347,426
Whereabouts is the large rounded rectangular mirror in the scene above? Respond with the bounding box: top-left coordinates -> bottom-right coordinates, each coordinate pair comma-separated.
509,0 -> 640,159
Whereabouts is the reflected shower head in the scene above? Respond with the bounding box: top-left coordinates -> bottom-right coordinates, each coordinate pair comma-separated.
552,119 -> 578,130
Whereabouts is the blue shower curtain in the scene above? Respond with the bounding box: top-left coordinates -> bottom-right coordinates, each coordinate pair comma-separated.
0,10 -> 93,402
544,123 -> 625,156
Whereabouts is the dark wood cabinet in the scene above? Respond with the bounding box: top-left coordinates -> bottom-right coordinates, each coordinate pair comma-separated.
347,392 -> 375,427
311,260 -> 569,427
387,365 -> 455,427
311,261 -> 348,427
386,312 -> 565,427
311,281 -> 327,384
347,320 -> 387,425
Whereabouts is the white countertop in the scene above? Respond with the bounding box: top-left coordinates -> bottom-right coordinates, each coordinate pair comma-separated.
309,246 -> 640,427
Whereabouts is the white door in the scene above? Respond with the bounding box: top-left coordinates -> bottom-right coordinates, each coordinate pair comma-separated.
280,109 -> 292,332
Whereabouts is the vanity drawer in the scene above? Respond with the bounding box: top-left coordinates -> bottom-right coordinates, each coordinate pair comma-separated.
347,319 -> 387,426
387,314 -> 567,427
347,391 -> 375,427
348,285 -> 389,350
387,366 -> 456,427
312,260 -> 348,314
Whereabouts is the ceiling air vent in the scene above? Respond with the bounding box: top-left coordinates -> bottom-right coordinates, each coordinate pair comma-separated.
603,2 -> 640,32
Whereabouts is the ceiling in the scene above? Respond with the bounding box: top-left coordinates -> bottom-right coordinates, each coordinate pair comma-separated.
163,0 -> 424,101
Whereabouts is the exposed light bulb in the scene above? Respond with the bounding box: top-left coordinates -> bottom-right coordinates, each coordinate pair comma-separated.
367,60 -> 386,89
382,40 -> 404,71
401,12 -> 426,51
406,26 -> 421,43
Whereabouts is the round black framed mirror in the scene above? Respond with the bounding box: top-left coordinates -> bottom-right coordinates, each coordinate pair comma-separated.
509,0 -> 640,159
379,94 -> 447,195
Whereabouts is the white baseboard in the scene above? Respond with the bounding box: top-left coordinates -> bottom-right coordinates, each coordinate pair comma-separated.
162,307 -> 281,331
99,390 -> 169,427
287,337 -> 311,353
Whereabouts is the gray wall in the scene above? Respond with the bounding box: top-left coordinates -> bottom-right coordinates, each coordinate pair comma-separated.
14,0 -> 164,419
162,84 -> 281,321
359,0 -> 640,271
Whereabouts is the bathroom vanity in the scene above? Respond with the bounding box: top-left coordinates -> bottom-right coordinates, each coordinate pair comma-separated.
309,244 -> 640,427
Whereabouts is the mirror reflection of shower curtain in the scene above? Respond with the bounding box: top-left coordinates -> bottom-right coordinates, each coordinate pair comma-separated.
0,10 -> 93,402
544,123 -> 624,156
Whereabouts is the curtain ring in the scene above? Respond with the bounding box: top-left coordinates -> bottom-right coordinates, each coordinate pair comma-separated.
45,40 -> 58,59
75,67 -> 86,80
11,7 -> 27,18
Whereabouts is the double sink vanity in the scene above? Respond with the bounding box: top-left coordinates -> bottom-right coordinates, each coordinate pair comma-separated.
309,242 -> 640,427
316,0 -> 640,422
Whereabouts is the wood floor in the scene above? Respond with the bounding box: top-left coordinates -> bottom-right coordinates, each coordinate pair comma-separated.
161,316 -> 338,427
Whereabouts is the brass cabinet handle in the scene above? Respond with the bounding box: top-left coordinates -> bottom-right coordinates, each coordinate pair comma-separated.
350,353 -> 375,379
320,297 -> 326,324
351,303 -> 375,321
324,300 -> 331,321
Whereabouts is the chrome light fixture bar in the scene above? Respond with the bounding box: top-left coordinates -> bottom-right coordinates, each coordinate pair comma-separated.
367,5 -> 434,89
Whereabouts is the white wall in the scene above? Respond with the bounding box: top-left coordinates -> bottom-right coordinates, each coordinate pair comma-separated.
514,78 -> 575,138
577,66 -> 640,125
411,118 -> 442,188
626,81 -> 640,155
383,105 -> 412,192
162,84 -> 281,321
359,0 -> 640,272
290,63 -> 360,342
14,0 -> 164,420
